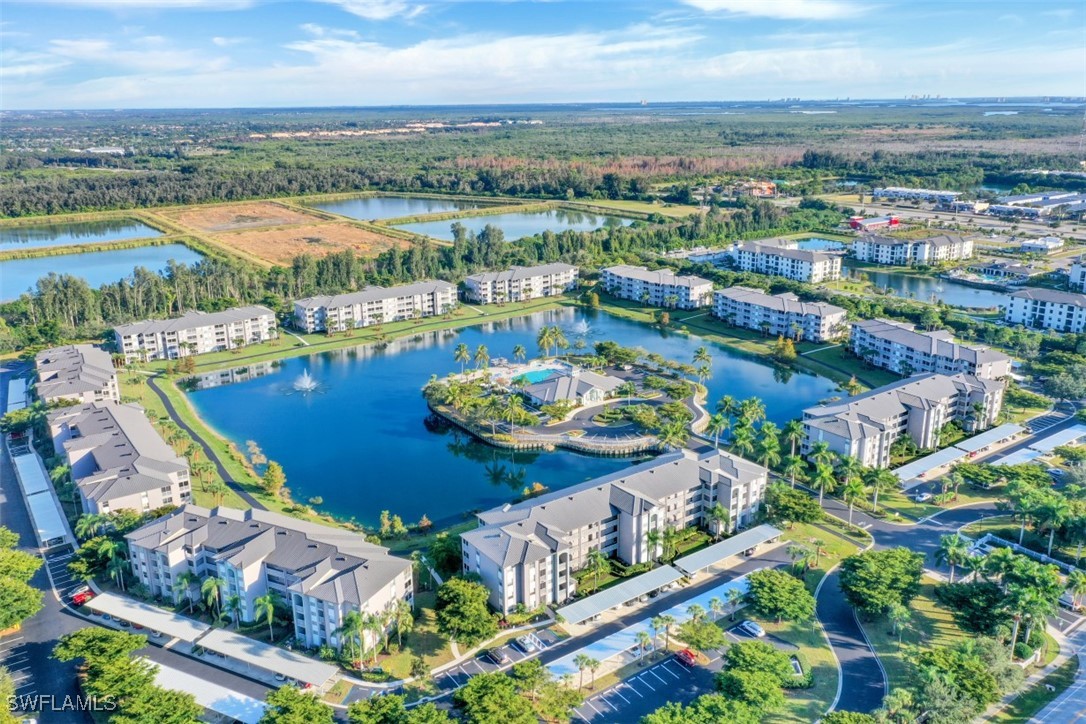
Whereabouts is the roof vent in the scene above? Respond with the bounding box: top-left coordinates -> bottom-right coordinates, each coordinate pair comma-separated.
308,543 -> 318,549
217,520 -> 228,525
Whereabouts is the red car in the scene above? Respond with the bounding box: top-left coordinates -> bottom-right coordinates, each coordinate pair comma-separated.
676,649 -> 698,667
69,587 -> 95,607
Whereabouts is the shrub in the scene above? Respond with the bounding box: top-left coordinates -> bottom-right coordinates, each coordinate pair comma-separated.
1013,642 -> 1034,661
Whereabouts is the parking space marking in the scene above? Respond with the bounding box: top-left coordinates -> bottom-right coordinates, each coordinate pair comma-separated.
637,673 -> 656,691
610,687 -> 630,704
592,696 -> 613,712
584,699 -> 603,716
648,668 -> 668,685
661,661 -> 682,679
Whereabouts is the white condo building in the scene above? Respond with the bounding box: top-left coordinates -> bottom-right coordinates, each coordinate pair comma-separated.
126,505 -> 413,652
732,243 -> 841,283
115,306 -> 278,361
802,373 -> 1004,469
293,280 -> 458,333
1070,258 -> 1086,294
1005,288 -> 1086,333
712,286 -> 847,343
850,234 -> 974,266
850,319 -> 1011,380
462,263 -> 579,304
600,265 -> 713,310
48,402 -> 191,515
461,449 -> 768,613
35,344 -> 120,405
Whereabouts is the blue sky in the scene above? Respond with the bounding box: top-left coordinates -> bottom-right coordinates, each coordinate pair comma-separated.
2,0 -> 1084,109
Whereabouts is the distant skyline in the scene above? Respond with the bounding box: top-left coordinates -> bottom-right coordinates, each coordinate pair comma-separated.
2,0 -> 1084,110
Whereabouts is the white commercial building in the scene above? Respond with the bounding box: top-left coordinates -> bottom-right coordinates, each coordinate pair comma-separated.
462,263 -> 579,304
849,319 -> 1011,380
35,344 -> 120,405
1020,237 -> 1064,254
126,505 -> 413,653
712,286 -> 847,343
872,187 -> 962,204
461,448 -> 768,613
1070,257 -> 1086,294
732,243 -> 841,283
293,280 -> 457,333
600,265 -> 713,309
850,234 -> 974,266
48,402 -> 191,515
1005,288 -> 1086,333
802,373 -> 1005,469
115,306 -> 277,361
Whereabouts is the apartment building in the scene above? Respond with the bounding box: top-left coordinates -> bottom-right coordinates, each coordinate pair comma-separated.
34,344 -> 120,405
461,449 -> 767,613
115,306 -> 277,361
48,402 -> 191,515
600,265 -> 713,310
1005,288 -> 1086,333
732,243 -> 841,283
293,280 -> 458,333
802,373 -> 1005,469
1070,257 -> 1086,294
462,263 -> 579,304
712,286 -> 847,343
850,319 -> 1011,380
126,505 -> 413,651
850,234 -> 974,266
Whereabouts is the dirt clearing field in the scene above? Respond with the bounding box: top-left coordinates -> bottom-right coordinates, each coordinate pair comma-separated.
164,202 -> 320,232
212,222 -> 410,264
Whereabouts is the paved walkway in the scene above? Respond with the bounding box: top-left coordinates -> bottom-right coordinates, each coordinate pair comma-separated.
1034,625 -> 1086,722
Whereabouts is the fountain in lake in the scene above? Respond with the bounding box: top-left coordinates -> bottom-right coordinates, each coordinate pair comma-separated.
572,320 -> 592,337
293,369 -> 319,393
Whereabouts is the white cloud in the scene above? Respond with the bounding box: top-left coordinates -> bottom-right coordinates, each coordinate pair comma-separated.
211,36 -> 248,47
48,37 -> 230,72
300,23 -> 361,39
0,49 -> 71,78
679,0 -> 865,20
317,0 -> 425,21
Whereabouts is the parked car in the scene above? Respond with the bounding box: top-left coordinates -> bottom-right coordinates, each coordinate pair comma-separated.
914,492 -> 933,503
1048,468 -> 1066,480
739,620 -> 766,638
117,620 -> 131,629
486,647 -> 511,666
69,586 -> 94,607
514,635 -> 538,654
150,630 -> 163,639
675,649 -> 698,667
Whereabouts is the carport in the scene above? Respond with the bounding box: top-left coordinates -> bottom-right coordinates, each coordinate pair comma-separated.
153,660 -> 266,724
673,524 -> 783,577
894,446 -> 967,489
953,423 -> 1024,456
1026,424 -> 1086,454
196,628 -> 337,688
12,451 -> 71,549
556,565 -> 684,626
85,592 -> 210,643
6,378 -> 27,413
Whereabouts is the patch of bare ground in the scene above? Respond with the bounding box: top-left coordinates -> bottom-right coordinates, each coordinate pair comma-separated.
163,202 -> 321,232
211,221 -> 410,264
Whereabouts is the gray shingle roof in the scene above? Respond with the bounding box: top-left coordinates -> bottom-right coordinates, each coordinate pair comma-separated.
465,263 -> 577,285
114,306 -> 274,337
602,265 -> 711,289
852,319 -> 1009,366
715,286 -> 845,318
737,243 -> 835,263
295,280 -> 455,310
35,344 -> 116,400
1010,288 -> 1086,308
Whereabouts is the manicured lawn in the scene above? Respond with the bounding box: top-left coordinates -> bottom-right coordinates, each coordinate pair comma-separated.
376,592 -> 454,680
799,345 -> 901,389
858,579 -> 969,693
961,515 -> 1086,568
780,521 -> 862,592
992,656 -> 1079,723
763,617 -> 842,724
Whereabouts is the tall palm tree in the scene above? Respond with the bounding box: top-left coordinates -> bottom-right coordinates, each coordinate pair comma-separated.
726,588 -> 744,621
588,657 -> 601,689
1066,569 -> 1086,609
705,503 -> 730,539
934,534 -> 971,584
864,468 -> 899,514
201,576 -> 226,620
224,594 -> 243,629
336,609 -> 365,670
662,526 -> 681,561
585,549 -> 610,591
173,570 -> 200,612
364,613 -> 383,665
649,616 -> 665,652
693,346 -> 712,369
787,543 -> 813,575
537,326 -> 555,357
738,397 -> 766,425
706,413 -> 729,450
574,653 -> 592,691
482,395 -> 504,435
783,455 -> 806,488
636,630 -> 653,666
716,395 -> 737,421
842,477 -> 866,528
504,394 -> 525,434
453,343 -> 470,374
1038,496 -> 1071,556
646,528 -> 663,565
731,424 -> 755,457
512,344 -> 527,364
783,420 -> 804,460
655,614 -> 676,652
392,599 -> 414,649
74,513 -> 111,541
106,556 -> 128,592
814,463 -> 836,504
709,597 -> 724,622
474,344 -> 490,370
686,603 -> 706,622
255,591 -> 280,642
658,420 -> 688,450
810,441 -> 834,468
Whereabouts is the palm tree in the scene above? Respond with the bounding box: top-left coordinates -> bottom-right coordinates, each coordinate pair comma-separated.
706,413 -> 729,449
662,526 -> 681,561
512,344 -> 527,364
74,513 -> 111,541
716,395 -> 737,421
705,503 -> 730,539
658,420 -> 688,450
655,614 -> 676,653
646,528 -> 663,564
255,591 -> 280,642
726,588 -> 744,621
364,613 -> 383,665
585,549 -> 610,591
842,476 -> 867,528
1066,569 -> 1086,609
787,543 -> 813,575
758,424 -> 781,469
482,395 -> 504,435
783,419 -> 804,459
336,609 -> 365,670
934,534 -> 971,584
537,326 -> 555,357
686,603 -> 706,623
887,603 -> 911,646
709,597 -> 724,622
201,576 -> 226,620
106,556 -> 128,592
173,570 -> 200,612
1039,496 -> 1071,556
574,653 -> 593,690
783,455 -> 805,488
224,594 -> 243,629
865,468 -> 898,514
392,599 -> 414,649
453,343 -> 471,374
738,397 -> 766,425
588,657 -> 601,689
636,630 -> 653,666
474,344 -> 490,370
814,463 -> 836,504
504,394 -> 525,434
693,346 -> 712,369
810,440 -> 835,468
731,424 -> 755,457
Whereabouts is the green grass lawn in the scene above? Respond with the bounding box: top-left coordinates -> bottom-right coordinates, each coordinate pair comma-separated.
961,515 -> 1086,568
763,617 -> 842,724
992,656 -> 1080,723
859,579 -> 969,693
799,345 -> 901,389
376,592 -> 454,680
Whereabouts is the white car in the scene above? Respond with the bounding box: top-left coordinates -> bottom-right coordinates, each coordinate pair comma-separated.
914,492 -> 932,503
739,620 -> 765,638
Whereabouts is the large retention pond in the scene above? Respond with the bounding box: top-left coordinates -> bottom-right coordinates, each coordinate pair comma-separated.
0,219 -> 162,252
395,208 -> 635,241
1,244 -> 204,301
843,264 -> 1008,309
187,307 -> 840,527
309,195 -> 484,221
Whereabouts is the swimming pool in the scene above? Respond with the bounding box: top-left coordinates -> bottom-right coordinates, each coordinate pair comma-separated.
515,369 -> 559,385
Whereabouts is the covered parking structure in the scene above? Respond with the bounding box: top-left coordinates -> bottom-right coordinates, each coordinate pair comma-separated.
556,565 -> 684,626
6,378 -> 27,414
85,592 -> 210,643
1026,424 -> 1086,454
153,661 -> 266,724
953,423 -> 1024,456
894,446 -> 967,489
11,451 -> 71,550
673,524 -> 783,577
196,628 -> 338,689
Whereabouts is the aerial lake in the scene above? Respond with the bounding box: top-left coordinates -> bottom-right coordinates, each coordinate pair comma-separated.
1,244 -> 204,301
187,307 -> 841,527
309,195 -> 484,221
0,219 -> 163,252
843,264 -> 1008,309
795,237 -> 846,251
395,208 -> 635,241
